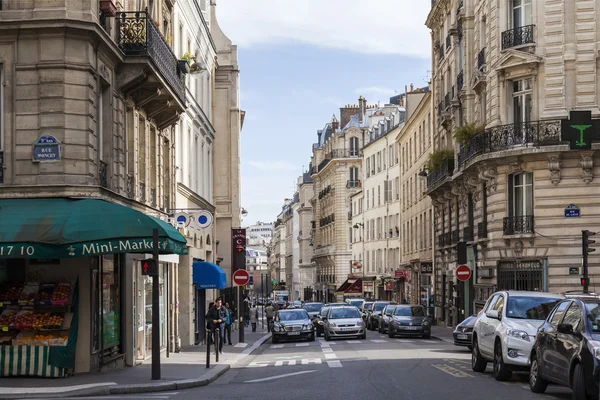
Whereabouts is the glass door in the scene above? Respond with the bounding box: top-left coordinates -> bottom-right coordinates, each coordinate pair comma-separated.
512,0 -> 532,28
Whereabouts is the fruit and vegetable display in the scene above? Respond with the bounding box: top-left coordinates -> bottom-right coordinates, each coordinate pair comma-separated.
32,313 -> 50,329
0,283 -> 24,304
0,309 -> 18,328
51,283 -> 70,305
12,310 -> 34,330
45,313 -> 64,330
19,283 -> 39,306
35,284 -> 55,305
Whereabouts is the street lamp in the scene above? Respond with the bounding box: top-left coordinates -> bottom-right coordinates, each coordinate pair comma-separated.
417,170 -> 428,177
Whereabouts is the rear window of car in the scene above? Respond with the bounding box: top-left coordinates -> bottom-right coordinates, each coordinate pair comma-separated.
373,303 -> 388,311
393,306 -> 425,317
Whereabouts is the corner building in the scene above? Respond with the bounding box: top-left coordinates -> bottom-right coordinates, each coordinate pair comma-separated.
426,0 -> 600,326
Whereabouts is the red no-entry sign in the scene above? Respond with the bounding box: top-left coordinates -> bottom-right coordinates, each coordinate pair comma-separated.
233,269 -> 250,286
456,265 -> 472,281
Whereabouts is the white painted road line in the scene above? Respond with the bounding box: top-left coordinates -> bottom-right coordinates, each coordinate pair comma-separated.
371,339 -> 388,343
296,343 -> 309,347
396,339 -> 414,343
245,370 -> 318,383
234,342 -> 248,348
346,340 -> 362,344
327,360 -> 342,368
270,344 -> 284,349
321,348 -> 334,353
324,353 -> 337,359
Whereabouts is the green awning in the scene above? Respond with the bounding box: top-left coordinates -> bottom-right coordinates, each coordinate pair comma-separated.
0,198 -> 188,259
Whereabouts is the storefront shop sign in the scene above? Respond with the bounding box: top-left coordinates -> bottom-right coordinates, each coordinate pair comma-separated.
0,238 -> 188,259
561,110 -> 600,150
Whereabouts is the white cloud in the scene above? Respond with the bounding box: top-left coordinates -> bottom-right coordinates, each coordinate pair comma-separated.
215,0 -> 432,57
247,160 -> 299,171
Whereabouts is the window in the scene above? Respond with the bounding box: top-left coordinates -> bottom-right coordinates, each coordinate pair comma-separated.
366,158 -> 370,177
549,301 -> 570,325
395,177 -> 400,200
562,303 -> 582,331
493,295 -> 505,314
498,260 -> 543,291
349,167 -> 359,183
378,185 -> 381,206
512,78 -> 532,125
512,0 -> 532,28
508,172 -> 533,217
383,150 -> 386,169
377,152 -> 382,172
350,137 -> 359,156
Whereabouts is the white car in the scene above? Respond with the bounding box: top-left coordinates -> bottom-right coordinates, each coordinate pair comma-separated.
471,290 -> 564,381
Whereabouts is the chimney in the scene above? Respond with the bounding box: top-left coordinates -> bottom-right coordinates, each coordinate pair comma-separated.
358,96 -> 367,123
410,83 -> 414,92
317,129 -> 323,144
339,103 -> 360,128
331,114 -> 339,131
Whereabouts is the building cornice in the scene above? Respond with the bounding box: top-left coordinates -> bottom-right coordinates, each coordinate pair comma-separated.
177,183 -> 215,212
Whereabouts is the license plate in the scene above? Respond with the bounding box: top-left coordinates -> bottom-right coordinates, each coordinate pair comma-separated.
287,332 -> 300,335
403,326 -> 420,330
340,327 -> 355,331
457,334 -> 468,340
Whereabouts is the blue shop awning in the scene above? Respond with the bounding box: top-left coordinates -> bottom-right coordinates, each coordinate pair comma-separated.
192,261 -> 228,289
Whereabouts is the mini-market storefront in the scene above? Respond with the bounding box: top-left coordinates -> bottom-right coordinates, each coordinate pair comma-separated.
0,198 -> 187,377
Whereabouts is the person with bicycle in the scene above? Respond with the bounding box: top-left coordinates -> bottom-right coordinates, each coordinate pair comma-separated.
206,297 -> 228,354
265,302 -> 276,332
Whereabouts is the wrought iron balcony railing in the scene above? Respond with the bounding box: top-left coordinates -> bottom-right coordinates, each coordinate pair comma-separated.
501,24 -> 535,50
318,149 -> 362,172
117,11 -> 185,104
427,158 -> 454,190
503,215 -> 534,235
451,229 -> 460,244
346,180 -> 361,189
463,226 -> 474,242
318,158 -> 331,172
99,160 -> 108,188
477,47 -> 486,70
457,120 -> 561,168
139,181 -> 146,203
0,151 -> 4,184
457,70 -> 464,91
478,221 -> 488,238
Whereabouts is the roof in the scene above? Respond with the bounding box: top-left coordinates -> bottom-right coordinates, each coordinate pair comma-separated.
501,291 -> 565,298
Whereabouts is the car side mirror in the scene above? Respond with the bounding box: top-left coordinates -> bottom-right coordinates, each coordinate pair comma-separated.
485,310 -> 500,320
557,323 -> 574,335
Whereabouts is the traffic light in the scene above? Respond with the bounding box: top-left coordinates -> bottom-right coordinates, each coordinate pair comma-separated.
457,241 -> 467,264
582,230 -> 597,255
141,259 -> 157,276
581,277 -> 590,287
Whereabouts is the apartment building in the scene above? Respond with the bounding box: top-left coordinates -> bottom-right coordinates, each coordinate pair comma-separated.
297,172 -> 316,301
426,0 -> 600,326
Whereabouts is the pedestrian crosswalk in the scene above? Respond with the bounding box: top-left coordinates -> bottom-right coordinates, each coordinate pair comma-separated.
269,339 -> 398,349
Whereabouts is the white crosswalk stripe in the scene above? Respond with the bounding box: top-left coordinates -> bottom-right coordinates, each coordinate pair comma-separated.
295,343 -> 310,347
370,339 -> 388,343
324,353 -> 337,359
270,344 -> 284,349
346,340 -> 362,344
327,360 -> 343,368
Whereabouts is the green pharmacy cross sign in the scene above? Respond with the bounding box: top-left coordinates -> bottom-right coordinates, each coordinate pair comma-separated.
561,111 -> 600,150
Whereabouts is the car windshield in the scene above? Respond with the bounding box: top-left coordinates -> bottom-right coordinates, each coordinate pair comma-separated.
373,303 -> 388,311
279,310 -> 307,321
320,307 -> 330,317
393,306 -> 425,317
329,308 -> 361,319
303,303 -> 323,312
506,296 -> 562,320
363,302 -> 373,311
385,306 -> 397,315
349,300 -> 363,308
585,303 -> 600,332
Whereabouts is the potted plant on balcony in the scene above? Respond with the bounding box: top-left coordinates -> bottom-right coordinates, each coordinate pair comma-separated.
454,122 -> 485,149
178,51 -> 195,74
100,0 -> 117,17
426,148 -> 455,172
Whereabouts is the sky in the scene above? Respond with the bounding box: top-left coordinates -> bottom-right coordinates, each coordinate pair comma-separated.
214,0 -> 432,226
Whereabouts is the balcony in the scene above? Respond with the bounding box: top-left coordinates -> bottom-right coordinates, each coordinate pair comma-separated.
0,151 -> 4,184
318,157 -> 331,172
318,149 -> 362,173
451,229 -> 460,244
99,161 -> 108,188
478,221 -> 488,238
346,180 -> 361,189
457,70 -> 464,91
457,120 -> 561,168
463,226 -> 474,242
427,158 -> 454,190
501,24 -> 535,50
477,47 -> 486,70
116,11 -> 186,129
503,215 -> 534,235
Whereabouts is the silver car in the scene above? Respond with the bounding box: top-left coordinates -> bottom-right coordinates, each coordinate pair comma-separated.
323,306 -> 366,341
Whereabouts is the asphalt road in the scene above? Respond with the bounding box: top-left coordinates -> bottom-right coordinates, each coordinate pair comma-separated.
43,330 -> 574,400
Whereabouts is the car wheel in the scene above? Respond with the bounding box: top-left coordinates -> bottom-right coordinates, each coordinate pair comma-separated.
388,327 -> 394,338
471,337 -> 487,373
529,353 -> 548,394
572,363 -> 591,400
493,341 -> 512,381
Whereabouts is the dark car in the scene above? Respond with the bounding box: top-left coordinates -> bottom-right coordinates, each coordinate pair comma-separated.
367,301 -> 392,330
528,294 -> 600,398
313,305 -> 333,337
271,309 -> 315,344
388,305 -> 432,339
303,302 -> 324,319
453,314 -> 477,350
361,302 -> 374,321
377,304 -> 397,334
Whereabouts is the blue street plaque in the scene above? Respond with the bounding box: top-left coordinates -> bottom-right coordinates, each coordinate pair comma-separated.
33,135 -> 61,162
564,204 -> 580,218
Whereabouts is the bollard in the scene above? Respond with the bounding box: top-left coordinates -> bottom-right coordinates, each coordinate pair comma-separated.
206,329 -> 210,369
215,328 -> 219,363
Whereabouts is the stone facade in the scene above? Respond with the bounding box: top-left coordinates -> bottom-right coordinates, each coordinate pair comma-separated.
426,0 -> 600,326
297,172 -> 316,301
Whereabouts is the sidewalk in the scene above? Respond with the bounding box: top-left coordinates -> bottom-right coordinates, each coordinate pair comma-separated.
0,323 -> 271,399
430,325 -> 455,344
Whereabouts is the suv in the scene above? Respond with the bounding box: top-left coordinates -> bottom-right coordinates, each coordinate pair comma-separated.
528,293 -> 600,398
471,290 -> 564,381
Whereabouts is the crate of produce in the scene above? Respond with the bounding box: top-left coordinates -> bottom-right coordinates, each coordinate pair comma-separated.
0,282 -> 24,305
0,309 -> 18,330
50,283 -> 71,306
44,313 -> 64,330
18,282 -> 40,306
32,312 -> 50,330
13,331 -> 35,346
11,310 -> 34,330
0,331 -> 15,345
48,334 -> 68,347
35,283 -> 55,306
31,334 -> 55,346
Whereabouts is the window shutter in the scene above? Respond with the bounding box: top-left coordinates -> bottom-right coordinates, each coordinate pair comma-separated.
507,174 -> 514,217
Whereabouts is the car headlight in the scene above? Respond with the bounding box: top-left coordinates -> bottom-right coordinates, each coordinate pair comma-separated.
329,322 -> 337,327
507,329 -> 530,342
318,320 -> 324,325
422,320 -> 431,326
274,324 -> 284,332
589,341 -> 600,360
302,324 -> 310,331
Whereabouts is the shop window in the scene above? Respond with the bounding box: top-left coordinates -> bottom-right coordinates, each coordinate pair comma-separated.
92,254 -> 121,356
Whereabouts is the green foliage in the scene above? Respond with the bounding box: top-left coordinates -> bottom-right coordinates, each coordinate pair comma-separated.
181,51 -> 196,62
426,148 -> 455,171
453,122 -> 485,146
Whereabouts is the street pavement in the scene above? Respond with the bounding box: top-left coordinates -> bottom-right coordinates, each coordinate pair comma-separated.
20,326 -> 574,400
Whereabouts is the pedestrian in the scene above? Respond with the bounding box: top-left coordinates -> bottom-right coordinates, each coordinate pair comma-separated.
205,302 -> 214,344
206,297 -> 228,354
243,299 -> 250,327
224,302 -> 233,345
265,302 -> 276,332
250,303 -> 258,332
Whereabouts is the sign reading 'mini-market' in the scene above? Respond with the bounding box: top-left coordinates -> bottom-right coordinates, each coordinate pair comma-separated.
0,238 -> 188,259
561,110 -> 600,150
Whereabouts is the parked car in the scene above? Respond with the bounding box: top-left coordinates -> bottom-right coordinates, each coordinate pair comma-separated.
377,304 -> 398,334
271,309 -> 315,344
303,302 -> 324,319
388,305 -> 432,339
323,306 -> 366,341
471,290 -> 564,381
366,301 -> 393,330
453,314 -> 477,350
346,298 -> 365,310
529,293 -> 600,399
360,302 -> 373,321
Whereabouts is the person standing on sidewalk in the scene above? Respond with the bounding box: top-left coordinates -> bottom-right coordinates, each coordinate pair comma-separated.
265,302 -> 276,332
224,302 -> 233,345
250,303 -> 258,332
206,298 -> 228,354
243,298 -> 250,327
